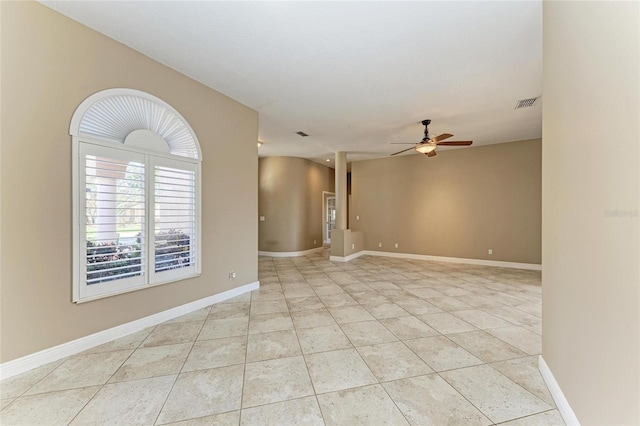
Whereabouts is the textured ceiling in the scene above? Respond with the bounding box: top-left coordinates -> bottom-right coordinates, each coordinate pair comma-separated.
41,1 -> 542,166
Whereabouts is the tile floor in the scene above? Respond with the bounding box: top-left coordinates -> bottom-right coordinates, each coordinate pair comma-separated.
0,250 -> 565,425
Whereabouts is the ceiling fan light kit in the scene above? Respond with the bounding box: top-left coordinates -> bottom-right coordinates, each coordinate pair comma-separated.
415,143 -> 437,154
390,119 -> 473,157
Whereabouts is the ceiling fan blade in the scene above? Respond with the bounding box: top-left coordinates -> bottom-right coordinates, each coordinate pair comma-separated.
390,143 -> 420,145
437,141 -> 473,146
430,133 -> 454,143
390,147 -> 417,156
427,150 -> 437,157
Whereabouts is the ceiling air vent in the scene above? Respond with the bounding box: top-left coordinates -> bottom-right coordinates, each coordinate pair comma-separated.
295,131 -> 309,137
515,97 -> 540,109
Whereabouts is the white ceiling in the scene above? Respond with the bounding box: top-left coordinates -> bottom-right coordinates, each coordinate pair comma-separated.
41,1 -> 542,166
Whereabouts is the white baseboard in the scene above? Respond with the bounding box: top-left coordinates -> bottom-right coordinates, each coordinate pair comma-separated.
358,250 -> 541,271
329,252 -> 363,262
0,281 -> 259,380
258,247 -> 324,257
538,355 -> 580,425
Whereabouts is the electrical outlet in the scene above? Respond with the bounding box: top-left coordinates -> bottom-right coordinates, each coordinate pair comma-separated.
351,243 -> 355,249
314,240 -> 317,244
259,216 -> 265,222
395,243 -> 398,248
378,242 -> 382,247
356,215 -> 360,220
488,249 -> 493,255
229,271 -> 236,280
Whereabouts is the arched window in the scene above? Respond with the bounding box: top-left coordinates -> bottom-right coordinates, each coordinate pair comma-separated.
70,89 -> 202,302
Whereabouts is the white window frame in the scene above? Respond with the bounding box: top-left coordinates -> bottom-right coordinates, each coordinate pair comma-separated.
73,138 -> 201,302
70,88 -> 202,303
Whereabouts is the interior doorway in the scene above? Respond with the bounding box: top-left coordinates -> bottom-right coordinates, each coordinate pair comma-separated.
323,192 -> 335,244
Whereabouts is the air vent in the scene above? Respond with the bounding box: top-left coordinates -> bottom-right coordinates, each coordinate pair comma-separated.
295,131 -> 309,137
515,97 -> 540,109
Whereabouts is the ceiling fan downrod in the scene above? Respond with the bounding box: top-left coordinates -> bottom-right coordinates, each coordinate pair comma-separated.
421,119 -> 432,142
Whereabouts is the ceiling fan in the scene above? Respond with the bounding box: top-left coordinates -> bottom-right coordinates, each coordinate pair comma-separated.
390,119 -> 472,157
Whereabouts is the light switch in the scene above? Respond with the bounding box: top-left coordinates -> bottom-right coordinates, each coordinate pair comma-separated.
259,216 -> 265,222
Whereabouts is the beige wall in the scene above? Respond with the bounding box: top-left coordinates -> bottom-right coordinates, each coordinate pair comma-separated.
351,139 -> 541,264
258,157 -> 334,253
0,2 -> 258,362
542,2 -> 639,424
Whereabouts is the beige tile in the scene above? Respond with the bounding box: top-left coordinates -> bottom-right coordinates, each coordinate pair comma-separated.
383,374 -> 491,425
419,312 -> 477,334
350,291 -> 390,304
71,375 -> 175,425
83,328 -> 154,354
407,288 -> 445,299
0,359 -> 66,398
317,293 -> 358,307
291,308 -> 338,329
283,285 -> 317,298
486,326 -> 542,355
456,295 -> 504,309
317,384 -> 409,425
0,399 -> 15,410
313,284 -> 345,295
109,343 -> 191,382
342,283 -> 374,293
142,321 -> 204,347
513,302 -> 543,317
198,317 -> 249,340
25,350 -> 132,395
490,356 -> 555,406
522,319 -> 542,336
250,299 -> 289,316
440,365 -> 552,424
246,329 -> 302,362
307,277 -> 335,286
404,336 -> 483,372
328,305 -> 376,324
448,330 -> 527,363
0,386 -> 100,425
241,396 -> 324,426
286,296 -> 325,312
486,306 -> 541,326
380,316 -> 438,340
367,281 -> 400,291
248,311 -> 294,334
341,320 -> 399,346
395,299 -> 444,315
357,342 -> 433,381
250,288 -> 285,302
182,336 -> 246,372
362,302 -> 411,319
499,410 -> 566,426
451,309 -> 514,329
438,287 -> 474,297
242,356 -> 314,407
426,296 -> 474,312
157,365 -> 244,424
297,324 -> 353,354
208,302 -> 250,319
304,348 -> 377,394
163,411 -> 240,426
166,307 -> 212,324
326,272 -> 360,285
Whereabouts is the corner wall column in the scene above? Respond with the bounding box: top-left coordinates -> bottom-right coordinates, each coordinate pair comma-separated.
335,151 -> 347,230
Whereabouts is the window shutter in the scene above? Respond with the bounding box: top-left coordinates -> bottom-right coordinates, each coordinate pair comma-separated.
79,144 -> 147,299
151,159 -> 197,282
